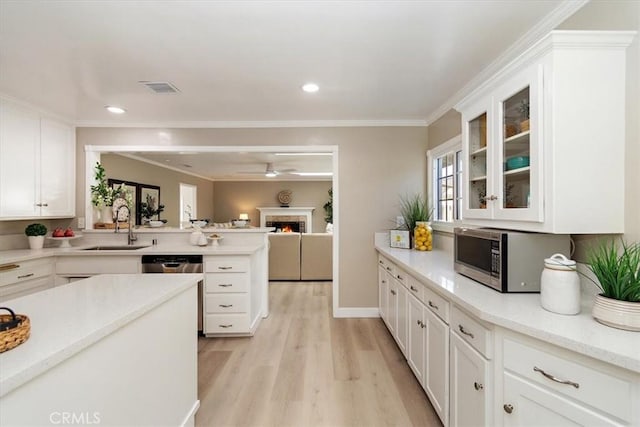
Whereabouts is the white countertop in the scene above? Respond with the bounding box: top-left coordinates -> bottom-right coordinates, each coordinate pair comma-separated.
0,242 -> 264,265
374,233 -> 640,374
83,226 -> 274,234
0,273 -> 201,397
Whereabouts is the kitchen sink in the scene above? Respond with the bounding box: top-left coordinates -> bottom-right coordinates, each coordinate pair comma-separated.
82,245 -> 151,251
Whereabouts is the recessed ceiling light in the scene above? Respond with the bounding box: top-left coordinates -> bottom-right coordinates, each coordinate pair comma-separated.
105,106 -> 126,114
302,83 -> 319,93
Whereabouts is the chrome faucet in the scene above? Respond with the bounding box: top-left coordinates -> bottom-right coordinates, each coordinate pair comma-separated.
115,205 -> 137,245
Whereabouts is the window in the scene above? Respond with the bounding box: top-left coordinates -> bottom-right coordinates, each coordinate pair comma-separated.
427,135 -> 462,231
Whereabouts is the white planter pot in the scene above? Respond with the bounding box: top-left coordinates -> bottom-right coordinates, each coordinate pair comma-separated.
28,235 -> 45,250
592,294 -> 640,332
101,206 -> 114,223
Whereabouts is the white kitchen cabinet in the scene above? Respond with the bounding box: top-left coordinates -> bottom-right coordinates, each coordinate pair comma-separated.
450,331 -> 491,427
0,98 -> 75,219
378,264 -> 390,326
456,31 -> 634,233
388,275 -> 398,336
0,258 -> 55,301
395,280 -> 408,357
499,332 -> 639,426
203,254 -> 261,336
407,292 -> 426,383
425,306 -> 449,425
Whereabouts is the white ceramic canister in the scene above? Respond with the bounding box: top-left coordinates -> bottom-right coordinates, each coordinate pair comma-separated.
190,231 -> 203,246
540,253 -> 581,315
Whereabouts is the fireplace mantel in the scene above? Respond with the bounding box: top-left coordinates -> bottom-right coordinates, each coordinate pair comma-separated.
257,207 -> 315,231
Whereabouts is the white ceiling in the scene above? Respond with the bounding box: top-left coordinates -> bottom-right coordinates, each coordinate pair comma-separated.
0,0 -> 580,178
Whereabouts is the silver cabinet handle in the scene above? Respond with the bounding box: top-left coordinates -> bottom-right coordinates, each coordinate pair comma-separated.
488,195 -> 498,201
386,266 -> 392,272
35,203 -> 42,207
503,404 -> 514,414
218,284 -> 233,287
219,304 -> 233,308
218,266 -> 233,270
42,203 -> 48,207
396,274 -> 403,281
219,324 -> 233,328
474,382 -> 484,391
381,279 -> 386,284
379,260 -> 384,264
416,320 -> 422,327
410,285 -> 418,292
0,264 -> 20,272
533,366 -> 580,389
390,289 -> 396,296
428,300 -> 439,310
421,321 -> 426,329
17,273 -> 34,279
458,324 -> 475,339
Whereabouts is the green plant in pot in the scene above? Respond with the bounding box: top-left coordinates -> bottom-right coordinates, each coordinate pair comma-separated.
25,223 -> 47,250
90,162 -> 116,223
323,188 -> 333,232
587,239 -> 640,331
399,194 -> 433,250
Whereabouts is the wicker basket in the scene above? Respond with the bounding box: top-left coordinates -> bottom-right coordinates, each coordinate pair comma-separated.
0,307 -> 30,353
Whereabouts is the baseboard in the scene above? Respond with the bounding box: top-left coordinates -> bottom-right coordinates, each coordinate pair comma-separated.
180,400 -> 200,427
333,307 -> 380,318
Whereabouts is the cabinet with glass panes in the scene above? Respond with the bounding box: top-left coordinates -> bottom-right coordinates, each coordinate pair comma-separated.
455,31 -> 631,233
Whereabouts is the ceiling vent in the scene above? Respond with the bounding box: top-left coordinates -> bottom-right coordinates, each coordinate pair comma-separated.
139,81 -> 180,94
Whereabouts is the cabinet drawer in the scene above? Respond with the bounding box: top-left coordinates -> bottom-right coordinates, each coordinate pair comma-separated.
424,286 -> 450,324
204,272 -> 248,293
205,313 -> 250,333
405,276 -> 424,303
451,306 -> 493,358
205,294 -> 248,314
378,256 -> 395,277
0,258 -> 54,287
205,256 -> 249,273
503,337 -> 634,422
0,276 -> 53,301
393,267 -> 409,287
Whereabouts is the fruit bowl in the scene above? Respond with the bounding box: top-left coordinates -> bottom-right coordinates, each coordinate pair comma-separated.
148,220 -> 164,228
47,235 -> 82,248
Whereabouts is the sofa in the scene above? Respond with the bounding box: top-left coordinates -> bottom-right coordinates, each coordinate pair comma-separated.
268,232 -> 333,281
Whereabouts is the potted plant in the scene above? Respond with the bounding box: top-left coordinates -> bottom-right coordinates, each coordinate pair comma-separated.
587,240 -> 640,331
518,99 -> 530,132
25,223 -> 47,250
399,194 -> 433,250
323,188 -> 333,226
90,162 -> 115,223
139,193 -> 165,224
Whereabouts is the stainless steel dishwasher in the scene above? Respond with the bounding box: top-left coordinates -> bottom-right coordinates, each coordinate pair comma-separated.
141,255 -> 204,333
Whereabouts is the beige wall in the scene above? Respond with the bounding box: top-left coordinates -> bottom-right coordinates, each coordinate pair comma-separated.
76,126 -> 429,309
427,108 -> 462,150
100,154 -> 214,226
212,181 -> 331,233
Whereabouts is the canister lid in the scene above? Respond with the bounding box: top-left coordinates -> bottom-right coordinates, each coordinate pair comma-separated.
544,253 -> 576,270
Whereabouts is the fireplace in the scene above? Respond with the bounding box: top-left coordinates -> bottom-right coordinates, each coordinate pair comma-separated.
257,207 -> 314,233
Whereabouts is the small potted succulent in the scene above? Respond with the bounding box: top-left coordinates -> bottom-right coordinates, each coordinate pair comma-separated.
399,193 -> 433,251
25,223 -> 47,250
587,239 -> 640,331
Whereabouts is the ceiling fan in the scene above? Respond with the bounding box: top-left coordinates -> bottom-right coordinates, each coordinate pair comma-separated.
237,162 -> 297,177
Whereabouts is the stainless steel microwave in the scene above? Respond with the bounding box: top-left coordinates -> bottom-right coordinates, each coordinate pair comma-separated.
453,227 -> 570,293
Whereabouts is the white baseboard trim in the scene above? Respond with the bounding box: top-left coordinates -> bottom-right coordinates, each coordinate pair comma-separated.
180,400 -> 200,427
333,307 -> 381,318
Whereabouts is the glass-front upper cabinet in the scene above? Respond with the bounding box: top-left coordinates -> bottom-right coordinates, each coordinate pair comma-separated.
460,64 -> 543,223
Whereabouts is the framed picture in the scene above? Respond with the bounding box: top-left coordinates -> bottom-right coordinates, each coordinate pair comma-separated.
138,184 -> 161,224
108,179 -> 138,223
390,229 -> 411,249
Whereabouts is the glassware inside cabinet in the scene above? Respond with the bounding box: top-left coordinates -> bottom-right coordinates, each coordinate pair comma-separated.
502,87 -> 530,209
468,112 -> 488,209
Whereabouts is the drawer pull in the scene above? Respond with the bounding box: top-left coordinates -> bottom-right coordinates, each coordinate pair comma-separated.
379,260 -> 383,264
458,324 -> 475,339
386,266 -> 392,272
474,382 -> 484,391
0,264 -> 20,272
17,273 -> 35,279
533,366 -> 580,389
428,300 -> 439,310
42,203 -> 48,207
218,266 -> 233,270
219,304 -> 233,308
416,320 -> 425,328
218,284 -> 233,287
396,274 -> 403,280
390,289 -> 396,296
410,285 -> 418,292
381,280 -> 386,284
219,324 -> 233,328
503,404 -> 514,414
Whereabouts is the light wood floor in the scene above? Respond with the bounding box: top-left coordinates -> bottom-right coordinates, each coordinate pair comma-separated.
195,282 -> 442,427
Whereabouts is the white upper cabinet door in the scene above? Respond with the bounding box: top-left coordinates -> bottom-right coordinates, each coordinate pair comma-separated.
40,118 -> 75,217
492,64 -> 543,223
0,100 -> 40,218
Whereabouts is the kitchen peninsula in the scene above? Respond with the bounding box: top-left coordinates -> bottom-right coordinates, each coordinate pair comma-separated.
0,274 -> 201,426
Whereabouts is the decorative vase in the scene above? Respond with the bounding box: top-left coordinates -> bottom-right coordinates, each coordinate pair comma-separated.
101,206 -> 114,223
28,235 -> 45,250
413,221 -> 433,251
592,294 -> 640,332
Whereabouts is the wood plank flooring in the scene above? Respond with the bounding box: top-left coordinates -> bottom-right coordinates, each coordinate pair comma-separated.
195,282 -> 442,427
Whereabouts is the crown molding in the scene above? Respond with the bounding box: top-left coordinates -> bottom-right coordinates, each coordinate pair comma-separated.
0,92 -> 75,125
74,119 -> 427,128
425,0 -> 589,125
